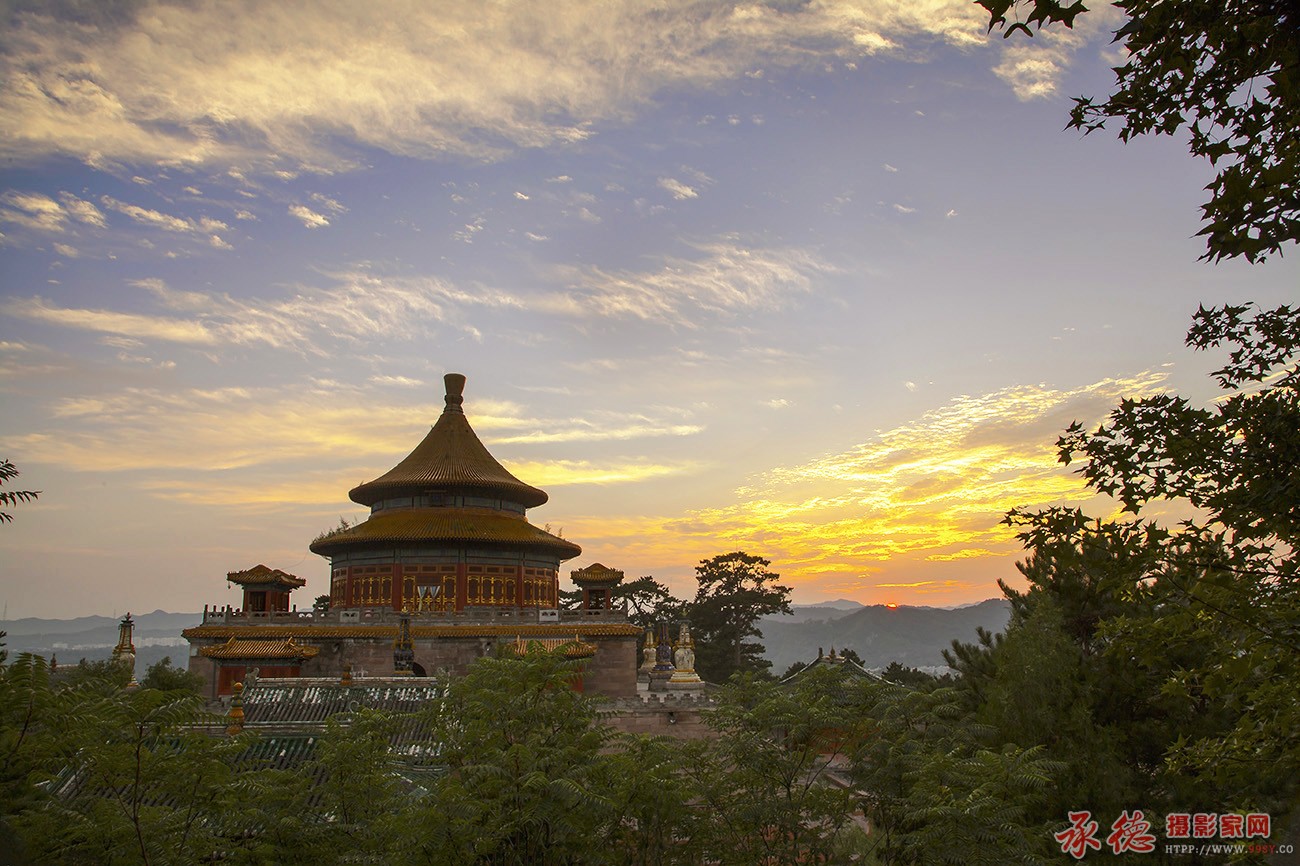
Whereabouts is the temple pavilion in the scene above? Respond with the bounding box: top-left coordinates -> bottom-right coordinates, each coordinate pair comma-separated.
183,373 -> 640,699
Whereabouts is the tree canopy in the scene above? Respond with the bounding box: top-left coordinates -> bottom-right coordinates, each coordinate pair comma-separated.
689,552 -> 792,682
981,0 -> 1300,261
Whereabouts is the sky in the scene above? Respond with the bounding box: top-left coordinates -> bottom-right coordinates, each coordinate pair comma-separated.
0,1 -> 1295,620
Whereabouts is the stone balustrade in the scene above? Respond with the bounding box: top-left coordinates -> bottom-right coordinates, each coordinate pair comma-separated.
200,602 -> 630,626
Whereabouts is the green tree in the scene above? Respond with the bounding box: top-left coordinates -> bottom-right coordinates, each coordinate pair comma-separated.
12,677 -> 239,865
689,552 -> 791,682
1002,303 -> 1300,817
981,0 -> 1299,261
0,459 -> 39,524
139,657 -> 205,693
880,660 -> 950,689
692,667 -> 870,865
0,654 -> 59,863
849,680 -> 1059,866
595,734 -> 705,866
412,646 -> 615,865
614,576 -> 689,630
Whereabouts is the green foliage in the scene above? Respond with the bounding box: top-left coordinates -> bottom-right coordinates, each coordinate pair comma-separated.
850,681 -> 1059,866
779,659 -> 809,680
616,575 -> 689,630
411,646 -> 616,865
999,303 -> 1300,822
596,734 -> 705,866
0,459 -> 40,524
689,552 -> 792,682
695,667 -> 870,865
13,677 -> 235,866
981,1 -> 1300,261
139,656 -> 205,694
880,661 -> 951,689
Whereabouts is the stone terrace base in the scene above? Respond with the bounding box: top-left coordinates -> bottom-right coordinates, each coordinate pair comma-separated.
185,612 -> 639,702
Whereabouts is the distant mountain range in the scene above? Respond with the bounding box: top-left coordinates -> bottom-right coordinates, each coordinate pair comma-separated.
760,599 -> 1011,674
1,600 -> 1012,678
0,610 -> 201,672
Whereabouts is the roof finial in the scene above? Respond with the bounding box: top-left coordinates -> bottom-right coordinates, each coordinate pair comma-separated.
444,373 -> 466,414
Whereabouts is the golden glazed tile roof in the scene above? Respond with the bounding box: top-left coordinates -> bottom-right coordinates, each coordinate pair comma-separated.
571,562 -> 625,586
309,507 -> 581,559
200,637 -> 321,660
348,373 -> 548,509
226,564 -> 306,589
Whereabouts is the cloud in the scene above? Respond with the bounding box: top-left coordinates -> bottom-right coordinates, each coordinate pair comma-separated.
60,193 -> 106,227
368,374 -> 424,387
100,196 -> 193,232
0,1 -> 1086,172
12,384 -> 707,481
309,193 -> 347,213
990,21 -> 1108,100
1,191 -> 67,231
506,458 -> 702,487
565,371 -> 1171,602
5,271 -> 512,354
96,195 -> 233,246
0,190 -> 105,234
289,204 -> 330,228
657,177 -> 699,200
551,238 -> 833,326
52,242 -> 79,257
3,296 -> 218,344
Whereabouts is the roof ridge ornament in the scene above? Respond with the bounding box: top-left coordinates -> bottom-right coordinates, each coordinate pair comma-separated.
443,372 -> 466,414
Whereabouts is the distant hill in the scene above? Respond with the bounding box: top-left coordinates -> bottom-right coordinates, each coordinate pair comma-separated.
778,600 -> 865,624
0,601 -> 1012,679
0,609 -> 201,672
758,599 -> 1010,674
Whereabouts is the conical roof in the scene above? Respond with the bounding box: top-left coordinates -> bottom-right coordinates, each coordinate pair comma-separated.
349,374 -> 548,508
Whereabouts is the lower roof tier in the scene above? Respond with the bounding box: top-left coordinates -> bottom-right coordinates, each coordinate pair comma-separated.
309,507 -> 581,560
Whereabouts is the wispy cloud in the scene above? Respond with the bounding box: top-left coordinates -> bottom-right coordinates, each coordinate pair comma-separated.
97,195 -> 233,246
3,296 -> 218,344
0,1 -> 1098,172
3,271 -> 486,351
658,177 -> 699,200
289,204 -> 330,228
0,191 -> 105,232
563,372 -> 1170,602
550,239 -> 834,326
12,385 -> 708,485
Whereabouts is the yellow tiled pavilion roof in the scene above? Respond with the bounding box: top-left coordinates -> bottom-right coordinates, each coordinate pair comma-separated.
348,373 -> 548,509
309,508 -> 581,559
200,637 -> 321,660
571,562 -> 624,586
226,564 -> 306,589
